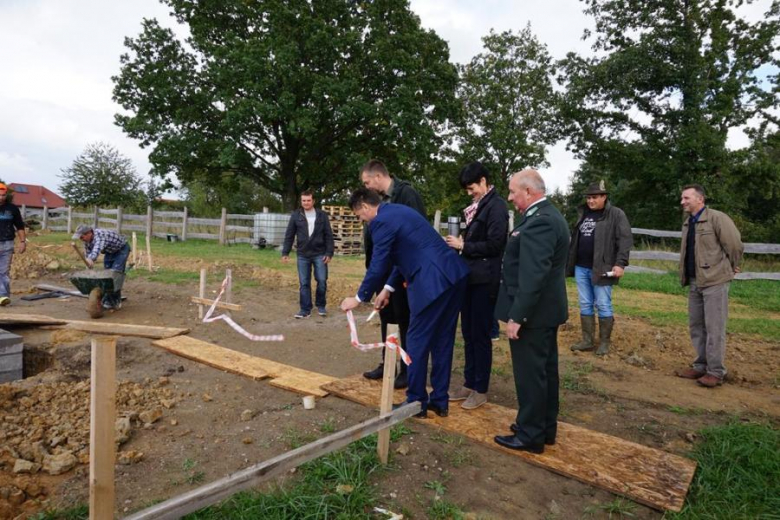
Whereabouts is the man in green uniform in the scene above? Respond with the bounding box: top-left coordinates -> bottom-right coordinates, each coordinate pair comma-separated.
494,170 -> 569,454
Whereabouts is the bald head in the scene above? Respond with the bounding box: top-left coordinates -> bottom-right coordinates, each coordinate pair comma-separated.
508,169 -> 546,212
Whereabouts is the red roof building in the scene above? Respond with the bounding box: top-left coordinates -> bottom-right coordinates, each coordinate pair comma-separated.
8,183 -> 67,209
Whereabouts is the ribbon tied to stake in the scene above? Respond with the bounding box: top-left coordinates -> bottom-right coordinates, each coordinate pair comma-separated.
203,273 -> 284,342
346,310 -> 411,366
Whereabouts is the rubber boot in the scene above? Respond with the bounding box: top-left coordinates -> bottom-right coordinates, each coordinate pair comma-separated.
596,317 -> 614,356
570,315 -> 595,351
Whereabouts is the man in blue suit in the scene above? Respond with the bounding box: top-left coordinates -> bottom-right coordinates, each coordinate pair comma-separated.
341,188 -> 469,418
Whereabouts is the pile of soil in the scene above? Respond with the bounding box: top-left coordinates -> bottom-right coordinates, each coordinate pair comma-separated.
0,377 -> 178,516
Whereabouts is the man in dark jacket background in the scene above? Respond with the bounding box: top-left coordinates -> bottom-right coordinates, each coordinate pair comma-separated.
445,162 -> 508,410
567,181 -> 632,356
360,159 -> 426,389
281,190 -> 335,318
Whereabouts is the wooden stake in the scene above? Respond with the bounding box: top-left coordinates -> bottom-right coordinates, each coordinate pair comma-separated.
89,335 -> 117,520
132,232 -> 138,266
198,269 -> 207,319
66,206 -> 73,235
225,269 -> 232,316
377,324 -> 398,464
146,234 -> 153,272
433,210 -> 441,234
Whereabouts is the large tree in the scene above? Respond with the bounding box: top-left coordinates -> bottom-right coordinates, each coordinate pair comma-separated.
456,27 -> 560,184
559,0 -> 780,230
59,142 -> 144,208
113,0 -> 459,210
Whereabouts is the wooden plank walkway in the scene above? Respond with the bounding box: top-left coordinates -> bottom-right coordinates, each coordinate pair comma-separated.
152,336 -> 336,397
322,375 -> 697,513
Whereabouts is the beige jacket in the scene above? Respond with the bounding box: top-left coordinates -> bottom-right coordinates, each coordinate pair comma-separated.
679,207 -> 743,287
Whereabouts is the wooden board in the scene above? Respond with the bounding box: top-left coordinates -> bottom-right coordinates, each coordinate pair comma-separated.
61,321 -> 189,339
269,373 -> 335,398
321,375 -> 697,513
190,297 -> 242,312
152,336 -> 336,396
152,336 -> 270,380
0,313 -> 68,326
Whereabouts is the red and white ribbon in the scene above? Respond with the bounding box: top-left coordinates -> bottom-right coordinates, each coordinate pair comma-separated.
346,310 -> 411,365
203,273 -> 284,342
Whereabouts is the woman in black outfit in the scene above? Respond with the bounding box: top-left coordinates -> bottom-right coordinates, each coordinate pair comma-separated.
445,162 -> 509,409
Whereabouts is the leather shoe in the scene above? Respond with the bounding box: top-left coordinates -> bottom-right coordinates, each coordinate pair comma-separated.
393,401 -> 427,418
676,367 -> 706,380
363,363 -> 384,380
393,370 -> 408,389
696,374 -> 724,388
509,424 -> 556,445
426,402 -> 449,418
494,435 -> 544,454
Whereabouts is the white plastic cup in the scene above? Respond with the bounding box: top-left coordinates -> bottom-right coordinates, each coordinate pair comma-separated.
302,395 -> 316,410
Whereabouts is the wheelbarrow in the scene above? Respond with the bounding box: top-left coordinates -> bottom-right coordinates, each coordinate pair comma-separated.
70,269 -> 125,319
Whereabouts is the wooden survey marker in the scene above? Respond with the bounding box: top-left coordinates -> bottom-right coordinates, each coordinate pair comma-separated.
90,335 -> 117,520
377,325 -> 398,464
322,375 -> 697,513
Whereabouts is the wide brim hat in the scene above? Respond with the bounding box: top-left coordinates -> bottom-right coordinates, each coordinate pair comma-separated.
585,180 -> 608,196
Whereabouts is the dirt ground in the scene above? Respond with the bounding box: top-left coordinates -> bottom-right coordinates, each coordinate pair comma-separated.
1,250 -> 778,519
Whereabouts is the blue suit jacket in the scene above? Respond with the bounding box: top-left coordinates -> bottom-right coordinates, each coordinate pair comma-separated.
358,203 -> 469,314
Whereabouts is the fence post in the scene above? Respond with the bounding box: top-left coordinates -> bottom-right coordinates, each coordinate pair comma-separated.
21,205 -> 26,220
263,207 -> 269,213
181,207 -> 188,241
146,206 -> 153,239
433,210 -> 441,233
42,205 -> 49,230
66,207 -> 73,235
92,206 -> 99,229
508,210 -> 515,232
116,206 -> 123,233
219,208 -> 227,245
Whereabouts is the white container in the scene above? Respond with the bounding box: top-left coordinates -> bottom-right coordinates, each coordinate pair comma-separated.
302,395 -> 316,410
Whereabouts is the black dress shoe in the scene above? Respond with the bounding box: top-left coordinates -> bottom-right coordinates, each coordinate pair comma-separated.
393,401 -> 427,418
494,435 -> 544,454
363,363 -> 384,380
393,370 -> 408,389
509,424 -> 556,445
427,402 -> 449,418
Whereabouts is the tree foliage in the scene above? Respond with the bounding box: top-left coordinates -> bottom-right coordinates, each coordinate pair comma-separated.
112,0 -> 459,210
457,27 -> 560,184
59,142 -> 145,208
560,0 -> 780,231
181,174 -> 283,218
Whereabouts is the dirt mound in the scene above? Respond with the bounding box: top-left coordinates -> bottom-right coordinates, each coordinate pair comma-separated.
0,377 -> 179,516
10,247 -> 63,280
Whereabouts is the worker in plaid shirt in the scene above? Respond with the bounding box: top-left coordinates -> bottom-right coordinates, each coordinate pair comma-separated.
73,224 -> 131,309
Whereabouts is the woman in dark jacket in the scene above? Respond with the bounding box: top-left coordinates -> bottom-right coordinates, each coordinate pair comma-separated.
445,162 -> 508,410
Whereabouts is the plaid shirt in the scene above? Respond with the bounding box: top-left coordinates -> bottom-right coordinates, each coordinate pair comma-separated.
84,228 -> 127,261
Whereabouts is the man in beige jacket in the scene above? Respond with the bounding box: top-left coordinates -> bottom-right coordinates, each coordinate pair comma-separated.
676,184 -> 743,388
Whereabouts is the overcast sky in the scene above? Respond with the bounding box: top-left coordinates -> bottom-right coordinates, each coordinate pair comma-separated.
0,0 -> 773,199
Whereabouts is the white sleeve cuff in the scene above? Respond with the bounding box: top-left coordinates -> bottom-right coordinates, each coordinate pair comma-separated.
383,284 -> 396,293
355,294 -> 362,302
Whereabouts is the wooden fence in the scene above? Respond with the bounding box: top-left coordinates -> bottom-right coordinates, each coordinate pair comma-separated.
21,205 -> 361,254
433,210 -> 779,281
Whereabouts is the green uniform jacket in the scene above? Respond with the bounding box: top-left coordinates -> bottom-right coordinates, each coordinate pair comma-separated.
494,199 -> 569,328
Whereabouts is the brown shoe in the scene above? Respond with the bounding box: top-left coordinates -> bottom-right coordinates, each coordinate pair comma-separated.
462,392 -> 487,410
449,386 -> 473,402
697,374 -> 723,388
676,367 -> 705,379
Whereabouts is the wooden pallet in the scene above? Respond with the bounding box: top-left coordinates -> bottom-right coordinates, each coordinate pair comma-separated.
321,375 -> 697,513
